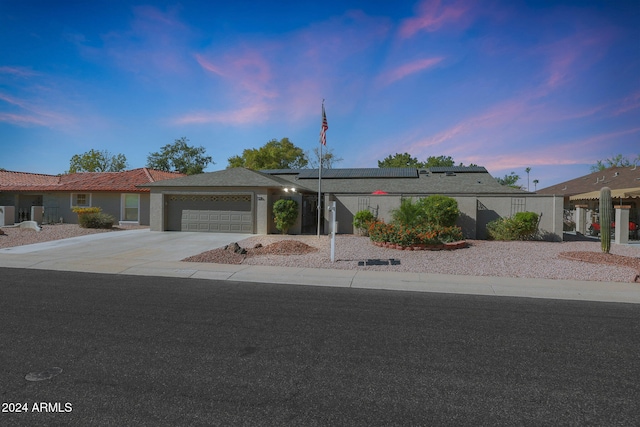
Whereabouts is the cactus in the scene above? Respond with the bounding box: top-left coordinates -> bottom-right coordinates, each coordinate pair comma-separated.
599,187 -> 612,254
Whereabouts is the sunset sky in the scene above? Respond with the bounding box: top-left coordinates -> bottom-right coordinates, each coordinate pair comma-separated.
1,0 -> 638,189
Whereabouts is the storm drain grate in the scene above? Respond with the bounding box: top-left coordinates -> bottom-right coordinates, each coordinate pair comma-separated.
358,259 -> 401,266
25,367 -> 63,382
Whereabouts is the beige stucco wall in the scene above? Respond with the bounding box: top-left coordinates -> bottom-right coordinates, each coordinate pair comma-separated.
331,193 -> 564,241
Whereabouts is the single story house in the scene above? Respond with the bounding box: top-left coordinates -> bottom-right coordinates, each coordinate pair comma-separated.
142,166 -> 565,240
0,168 -> 184,226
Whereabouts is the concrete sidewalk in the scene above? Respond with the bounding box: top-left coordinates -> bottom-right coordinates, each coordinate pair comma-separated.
1,229 -> 639,304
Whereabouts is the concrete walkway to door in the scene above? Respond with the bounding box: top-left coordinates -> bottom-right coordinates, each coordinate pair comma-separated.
1,229 -> 640,304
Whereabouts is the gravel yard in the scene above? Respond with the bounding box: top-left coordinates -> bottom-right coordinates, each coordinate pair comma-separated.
185,234 -> 640,283
0,224 -> 147,249
2,225 -> 639,283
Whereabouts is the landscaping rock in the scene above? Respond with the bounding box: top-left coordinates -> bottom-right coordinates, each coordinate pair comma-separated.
225,242 -> 247,255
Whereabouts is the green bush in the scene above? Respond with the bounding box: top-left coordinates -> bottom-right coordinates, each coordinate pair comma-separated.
353,210 -> 375,235
486,211 -> 539,240
417,195 -> 459,226
78,212 -> 115,229
273,199 -> 298,234
391,196 -> 459,227
391,198 -> 424,227
367,221 -> 463,246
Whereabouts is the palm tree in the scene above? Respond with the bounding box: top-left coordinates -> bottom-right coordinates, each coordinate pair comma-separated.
525,167 -> 532,191
533,179 -> 539,191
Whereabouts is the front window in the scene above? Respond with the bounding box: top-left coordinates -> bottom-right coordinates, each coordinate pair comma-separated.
122,194 -> 139,222
72,193 -> 90,207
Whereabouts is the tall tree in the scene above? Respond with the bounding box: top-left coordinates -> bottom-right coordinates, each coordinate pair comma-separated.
378,153 -> 423,168
525,167 -> 532,191
307,147 -> 343,169
68,149 -> 128,173
227,138 -> 308,170
147,137 -> 213,175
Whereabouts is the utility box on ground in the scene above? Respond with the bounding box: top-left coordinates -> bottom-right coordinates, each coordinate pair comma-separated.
0,206 -> 15,226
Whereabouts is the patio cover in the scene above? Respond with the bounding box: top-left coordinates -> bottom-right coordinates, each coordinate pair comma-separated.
569,187 -> 640,201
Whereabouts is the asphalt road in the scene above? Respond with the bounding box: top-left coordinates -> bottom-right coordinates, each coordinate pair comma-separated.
1,267 -> 639,426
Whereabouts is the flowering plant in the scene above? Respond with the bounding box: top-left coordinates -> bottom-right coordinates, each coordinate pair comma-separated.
72,207 -> 102,215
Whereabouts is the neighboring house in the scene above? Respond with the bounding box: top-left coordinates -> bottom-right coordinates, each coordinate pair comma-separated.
143,166 -> 565,240
537,165 -> 640,225
0,168 -> 185,226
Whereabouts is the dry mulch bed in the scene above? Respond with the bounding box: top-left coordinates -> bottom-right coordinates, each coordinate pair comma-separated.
559,251 -> 640,282
183,240 -> 318,264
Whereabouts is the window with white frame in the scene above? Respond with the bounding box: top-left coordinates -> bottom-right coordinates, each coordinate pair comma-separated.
71,193 -> 91,207
122,194 -> 139,222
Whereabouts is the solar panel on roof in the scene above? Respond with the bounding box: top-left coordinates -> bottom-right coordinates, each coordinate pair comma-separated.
429,166 -> 487,173
294,168 -> 418,179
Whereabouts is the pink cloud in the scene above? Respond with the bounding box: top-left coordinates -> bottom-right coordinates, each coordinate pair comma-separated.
535,28 -> 616,92
0,92 -> 77,128
194,54 -> 224,77
0,113 -> 47,126
186,10 -> 390,126
173,103 -> 272,126
89,5 -> 194,78
0,66 -> 39,78
378,57 -> 444,85
613,90 -> 640,116
399,0 -> 472,38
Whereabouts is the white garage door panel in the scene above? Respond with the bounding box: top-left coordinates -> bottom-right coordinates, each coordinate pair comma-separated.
181,209 -> 253,233
166,194 -> 253,233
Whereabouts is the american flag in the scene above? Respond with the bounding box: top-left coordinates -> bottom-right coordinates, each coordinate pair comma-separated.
320,104 -> 328,145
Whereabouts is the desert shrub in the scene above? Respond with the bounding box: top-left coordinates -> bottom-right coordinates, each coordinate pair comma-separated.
353,210 -> 375,235
78,212 -> 115,229
273,199 -> 298,234
417,195 -> 459,227
486,211 -> 539,240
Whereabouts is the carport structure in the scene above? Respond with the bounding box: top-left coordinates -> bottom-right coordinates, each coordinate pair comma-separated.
569,187 -> 640,243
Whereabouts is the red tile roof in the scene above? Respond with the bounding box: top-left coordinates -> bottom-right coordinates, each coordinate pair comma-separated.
0,168 -> 185,193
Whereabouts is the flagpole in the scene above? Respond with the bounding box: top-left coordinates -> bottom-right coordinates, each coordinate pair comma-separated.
317,100 -> 324,238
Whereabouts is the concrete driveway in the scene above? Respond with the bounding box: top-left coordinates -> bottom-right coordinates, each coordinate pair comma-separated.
0,229 -> 251,259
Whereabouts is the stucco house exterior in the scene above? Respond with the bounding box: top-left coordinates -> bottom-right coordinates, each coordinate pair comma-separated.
0,168 -> 184,226
143,166 -> 565,240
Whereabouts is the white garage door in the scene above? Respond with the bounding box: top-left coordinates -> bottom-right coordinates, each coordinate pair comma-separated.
166,194 -> 253,233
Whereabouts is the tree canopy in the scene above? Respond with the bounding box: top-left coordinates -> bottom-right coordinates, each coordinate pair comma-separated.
378,153 -> 422,168
68,149 -> 128,173
423,155 -> 455,168
496,171 -> 522,188
590,154 -> 639,172
378,153 -> 468,168
146,137 -> 213,175
227,138 -> 308,170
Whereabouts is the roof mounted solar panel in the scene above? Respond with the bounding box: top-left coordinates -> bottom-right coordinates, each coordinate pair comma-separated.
429,166 -> 487,173
296,168 -> 418,179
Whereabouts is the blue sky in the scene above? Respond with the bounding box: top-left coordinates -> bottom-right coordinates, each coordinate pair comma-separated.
1,0 -> 638,190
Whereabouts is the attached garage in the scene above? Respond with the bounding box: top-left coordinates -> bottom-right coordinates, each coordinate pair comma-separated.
165,194 -> 253,233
